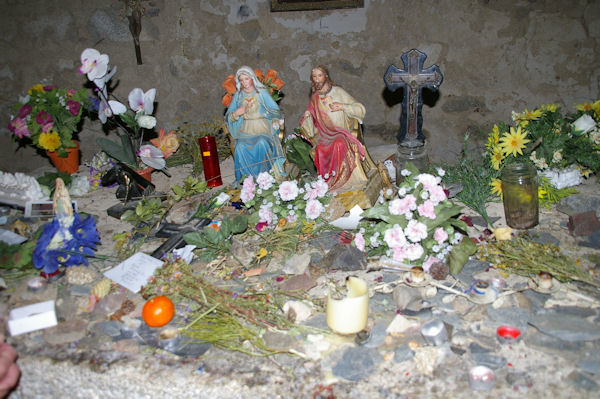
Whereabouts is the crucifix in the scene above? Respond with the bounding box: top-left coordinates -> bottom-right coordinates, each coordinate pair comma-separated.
384,49 -> 443,147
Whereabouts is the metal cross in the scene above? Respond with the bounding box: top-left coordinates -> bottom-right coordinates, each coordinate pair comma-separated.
384,49 -> 443,145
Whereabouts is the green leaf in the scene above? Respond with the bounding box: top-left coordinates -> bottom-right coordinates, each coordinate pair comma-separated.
448,237 -> 477,275
96,136 -> 136,167
230,214 -> 248,234
202,226 -> 221,245
183,231 -> 208,248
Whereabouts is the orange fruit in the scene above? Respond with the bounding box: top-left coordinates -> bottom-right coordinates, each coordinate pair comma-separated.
142,296 -> 175,327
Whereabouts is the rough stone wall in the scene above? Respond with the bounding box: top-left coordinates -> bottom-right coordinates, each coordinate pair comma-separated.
1,0 -> 598,173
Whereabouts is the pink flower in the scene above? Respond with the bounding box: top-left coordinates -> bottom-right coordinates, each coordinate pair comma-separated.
354,232 -> 365,251
9,118 -> 30,138
429,185 -> 447,204
258,204 -> 274,225
405,219 -> 428,242
36,111 -> 52,125
43,84 -> 57,91
417,173 -> 439,191
405,243 -> 424,261
433,227 -> 448,244
392,246 -> 408,262
305,187 -> 319,201
305,199 -> 324,220
17,104 -> 32,118
67,99 -> 81,116
417,200 -> 436,219
240,176 -> 256,203
41,121 -> 54,133
256,222 -> 268,232
256,172 -> 275,190
313,178 -> 328,197
278,180 -> 299,201
390,195 -> 417,215
384,225 -> 407,248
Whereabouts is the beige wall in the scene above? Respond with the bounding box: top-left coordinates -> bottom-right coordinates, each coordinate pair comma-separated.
1,0 -> 599,173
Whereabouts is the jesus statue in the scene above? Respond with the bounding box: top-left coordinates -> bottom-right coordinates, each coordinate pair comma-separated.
299,65 -> 376,192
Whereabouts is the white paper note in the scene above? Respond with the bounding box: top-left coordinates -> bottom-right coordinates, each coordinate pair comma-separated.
103,252 -> 163,293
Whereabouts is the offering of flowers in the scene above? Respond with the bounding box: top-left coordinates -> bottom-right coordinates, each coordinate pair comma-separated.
486,100 -> 600,202
8,84 -> 89,157
221,68 -> 285,107
239,171 -> 330,231
353,163 -> 470,271
79,48 -> 178,172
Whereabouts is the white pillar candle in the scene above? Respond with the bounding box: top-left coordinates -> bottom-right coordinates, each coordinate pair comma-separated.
326,277 -> 369,335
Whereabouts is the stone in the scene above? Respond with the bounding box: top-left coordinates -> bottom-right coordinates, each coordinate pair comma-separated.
393,343 -> 415,363
363,322 -> 388,348
578,360 -> 600,375
112,338 -> 140,353
529,231 -> 560,246
486,307 -> 531,332
386,314 -> 421,336
318,243 -> 367,272
331,346 -> 382,382
263,330 -> 300,351
455,259 -> 490,287
506,371 -> 534,393
279,273 -> 317,292
580,229 -> 600,249
528,313 -> 600,341
392,285 -> 422,310
230,236 -> 254,267
65,266 -> 98,285
471,353 -> 507,370
93,292 -> 129,317
413,346 -> 440,375
524,329 -> 585,359
567,370 -> 599,391
282,252 -> 311,275
567,211 -> 600,236
282,300 -> 312,323
557,194 -> 600,218
43,318 -> 88,345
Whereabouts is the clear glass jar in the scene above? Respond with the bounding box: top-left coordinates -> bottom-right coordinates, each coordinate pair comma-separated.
396,143 -> 429,185
501,163 -> 538,229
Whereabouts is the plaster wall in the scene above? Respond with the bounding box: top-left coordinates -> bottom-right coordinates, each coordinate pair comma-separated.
1,0 -> 598,173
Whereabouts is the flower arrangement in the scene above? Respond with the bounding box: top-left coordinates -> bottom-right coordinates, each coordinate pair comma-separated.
239,171 -> 330,231
485,100 -> 600,202
79,48 -> 178,171
8,84 -> 89,156
221,68 -> 285,107
353,163 -> 469,271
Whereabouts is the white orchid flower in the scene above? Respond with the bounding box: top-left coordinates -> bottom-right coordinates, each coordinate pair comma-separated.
136,114 -> 157,129
98,99 -> 126,124
93,65 -> 118,90
79,48 -> 109,81
138,144 -> 166,170
128,88 -> 156,114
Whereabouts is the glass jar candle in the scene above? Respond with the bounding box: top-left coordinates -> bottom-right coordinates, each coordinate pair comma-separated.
501,162 -> 538,229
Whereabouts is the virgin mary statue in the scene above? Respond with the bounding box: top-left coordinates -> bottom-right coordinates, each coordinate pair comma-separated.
226,66 -> 285,181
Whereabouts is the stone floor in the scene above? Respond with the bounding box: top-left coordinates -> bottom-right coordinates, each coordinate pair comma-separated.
1,141 -> 600,398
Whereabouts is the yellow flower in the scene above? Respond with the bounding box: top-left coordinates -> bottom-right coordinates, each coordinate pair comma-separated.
493,227 -> 512,241
593,99 -> 600,119
28,84 -> 44,95
490,146 -> 505,170
500,126 -> 530,157
255,247 -> 268,260
486,125 -> 501,150
513,108 -> 542,128
576,101 -> 594,112
38,131 -> 61,152
490,178 -> 503,198
540,104 -> 557,113
538,185 -> 547,199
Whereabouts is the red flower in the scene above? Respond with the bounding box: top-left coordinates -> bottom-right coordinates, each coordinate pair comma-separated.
36,111 -> 52,125
67,99 -> 81,116
17,104 -> 32,118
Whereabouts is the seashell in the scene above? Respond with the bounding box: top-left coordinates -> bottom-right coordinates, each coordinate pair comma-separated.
91,278 -> 112,300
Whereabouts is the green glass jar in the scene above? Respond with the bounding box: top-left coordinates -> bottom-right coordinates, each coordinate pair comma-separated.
501,163 -> 539,229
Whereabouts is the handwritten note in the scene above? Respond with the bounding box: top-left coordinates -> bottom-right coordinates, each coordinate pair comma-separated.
103,252 -> 163,293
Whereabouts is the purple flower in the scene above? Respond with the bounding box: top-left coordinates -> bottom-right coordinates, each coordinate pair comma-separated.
36,111 -> 53,125
17,104 -> 32,118
43,84 -> 58,91
67,99 -> 81,116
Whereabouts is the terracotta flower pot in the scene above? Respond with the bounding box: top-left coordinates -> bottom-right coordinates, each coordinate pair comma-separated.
137,167 -> 153,183
46,141 -> 80,174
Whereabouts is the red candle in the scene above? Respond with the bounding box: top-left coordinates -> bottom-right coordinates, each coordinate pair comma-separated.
198,136 -> 222,187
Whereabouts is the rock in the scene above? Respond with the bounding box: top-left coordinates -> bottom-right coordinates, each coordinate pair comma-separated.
393,343 -> 415,363
486,307 -> 531,332
413,346 -> 439,375
568,211 -> 600,236
363,322 -> 387,348
93,292 -> 129,317
332,346 -> 382,381
529,231 -> 561,246
93,320 -> 123,337
43,318 -> 88,345
230,236 -> 254,267
386,314 -> 421,335
392,285 -> 422,310
528,313 -> 600,341
166,194 -> 204,224
112,338 -> 140,353
471,353 -> 507,370
557,194 -> 600,218
317,243 -> 367,272
263,330 -> 300,351
279,273 -> 317,291
567,370 -> 599,391
578,360 -> 600,375
580,229 -> 600,249
506,371 -> 534,393
282,300 -> 312,323
282,252 -> 311,275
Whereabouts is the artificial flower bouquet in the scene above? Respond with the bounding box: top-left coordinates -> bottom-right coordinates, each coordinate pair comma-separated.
8,84 -> 89,157
221,68 -> 285,107
486,100 -> 600,203
352,163 -> 472,273
79,48 -> 178,172
239,171 -> 330,232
